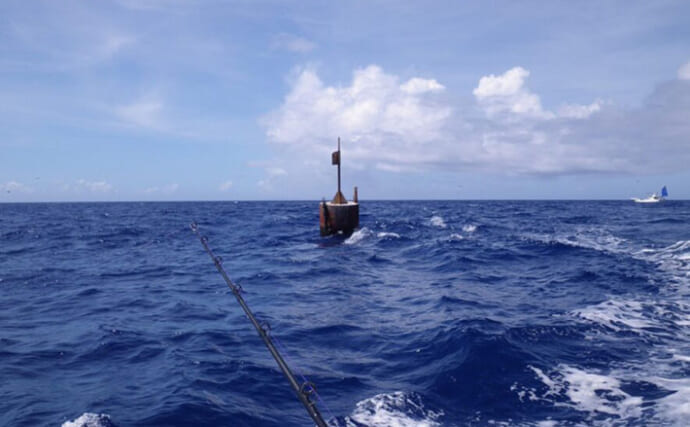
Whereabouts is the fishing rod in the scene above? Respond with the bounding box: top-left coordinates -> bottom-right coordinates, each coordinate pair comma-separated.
190,222 -> 328,427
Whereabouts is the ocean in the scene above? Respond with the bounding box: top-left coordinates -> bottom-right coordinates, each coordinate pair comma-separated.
1,201 -> 689,427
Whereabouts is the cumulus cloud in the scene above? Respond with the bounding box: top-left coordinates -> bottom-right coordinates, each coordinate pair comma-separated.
558,101 -> 603,119
473,66 -> 549,118
265,63 -> 690,176
473,67 -> 603,121
218,180 -> 233,191
400,78 -> 445,95
264,65 -> 451,167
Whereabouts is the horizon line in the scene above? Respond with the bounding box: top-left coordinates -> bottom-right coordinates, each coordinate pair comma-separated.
1,198 -> 687,204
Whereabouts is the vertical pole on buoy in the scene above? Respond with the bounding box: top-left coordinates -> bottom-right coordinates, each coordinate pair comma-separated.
331,137 -> 345,204
337,137 -> 342,200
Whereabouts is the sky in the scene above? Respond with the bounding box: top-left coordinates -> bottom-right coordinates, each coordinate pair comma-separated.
1,0 -> 689,201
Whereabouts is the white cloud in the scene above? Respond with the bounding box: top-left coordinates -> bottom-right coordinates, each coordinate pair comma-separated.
473,67 -> 605,121
272,33 -> 316,53
1,180 -> 32,193
400,78 -> 445,95
558,100 -> 603,119
76,179 -> 112,192
265,64 -> 690,176
473,67 -> 551,118
265,65 -> 451,167
474,67 -> 530,98
219,180 -> 233,191
678,61 -> 690,80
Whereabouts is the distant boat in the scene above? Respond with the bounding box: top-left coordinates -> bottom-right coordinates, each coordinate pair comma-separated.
632,186 -> 668,203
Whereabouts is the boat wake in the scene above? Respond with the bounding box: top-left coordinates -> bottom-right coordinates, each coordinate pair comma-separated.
519,237 -> 690,425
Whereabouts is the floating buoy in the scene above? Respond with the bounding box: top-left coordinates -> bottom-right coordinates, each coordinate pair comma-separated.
319,138 -> 359,236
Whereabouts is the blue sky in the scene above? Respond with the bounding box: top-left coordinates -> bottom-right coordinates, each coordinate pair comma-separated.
1,0 -> 689,201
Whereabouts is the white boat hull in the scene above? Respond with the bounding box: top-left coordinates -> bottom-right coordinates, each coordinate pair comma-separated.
632,198 -> 662,203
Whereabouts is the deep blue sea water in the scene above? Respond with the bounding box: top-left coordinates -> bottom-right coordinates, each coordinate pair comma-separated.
2,201 -> 690,427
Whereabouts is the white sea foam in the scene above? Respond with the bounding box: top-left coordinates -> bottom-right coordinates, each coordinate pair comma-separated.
448,233 -> 464,241
344,228 -> 372,245
462,224 -> 477,233
636,240 -> 690,287
524,227 -> 629,255
671,353 -> 690,362
62,413 -> 113,427
531,236 -> 690,425
527,365 -> 642,419
650,376 -> 690,422
429,215 -> 447,228
377,231 -> 401,239
572,299 -> 655,333
342,391 -> 443,427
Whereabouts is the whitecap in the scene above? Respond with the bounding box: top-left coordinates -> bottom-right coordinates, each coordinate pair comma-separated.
377,232 -> 400,239
344,228 -> 372,245
462,224 -> 477,233
636,240 -> 690,283
448,233 -> 464,241
342,391 -> 443,427
62,413 -> 114,427
572,299 -> 655,333
524,227 -> 629,255
526,365 -> 642,419
651,376 -> 690,422
429,216 -> 446,228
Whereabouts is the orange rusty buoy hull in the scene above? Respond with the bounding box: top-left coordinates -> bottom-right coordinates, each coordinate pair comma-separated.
320,201 -> 359,236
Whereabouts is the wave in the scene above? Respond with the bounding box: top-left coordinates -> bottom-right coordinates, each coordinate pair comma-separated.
550,238 -> 690,425
429,216 -> 447,229
571,299 -> 656,333
334,391 -> 442,427
62,413 -> 115,427
345,228 -> 403,245
4,201 -> 690,426
525,365 -> 644,420
448,233 -> 464,241
345,228 -> 373,245
522,363 -> 690,426
462,224 -> 477,233
377,231 -> 401,239
523,227 -> 629,255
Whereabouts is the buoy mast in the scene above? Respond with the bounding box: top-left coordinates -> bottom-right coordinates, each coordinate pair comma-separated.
320,137 -> 359,236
